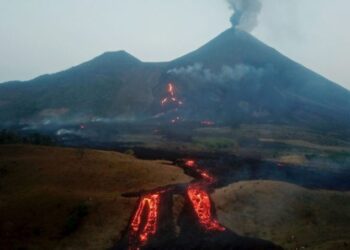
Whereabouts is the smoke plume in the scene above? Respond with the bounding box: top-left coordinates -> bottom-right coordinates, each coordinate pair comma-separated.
227,0 -> 262,32
167,63 -> 265,83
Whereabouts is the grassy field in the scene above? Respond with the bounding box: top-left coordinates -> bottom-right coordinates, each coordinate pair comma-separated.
0,145 -> 191,250
212,181 -> 350,250
57,122 -> 350,166
114,123 -> 350,169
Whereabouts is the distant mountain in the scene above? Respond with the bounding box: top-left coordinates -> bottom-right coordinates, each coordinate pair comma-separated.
1,28 -> 350,128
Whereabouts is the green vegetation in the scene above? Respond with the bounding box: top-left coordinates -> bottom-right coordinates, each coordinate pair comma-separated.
193,136 -> 238,151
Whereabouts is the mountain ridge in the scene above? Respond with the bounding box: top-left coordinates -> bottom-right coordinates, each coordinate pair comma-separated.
0,28 -> 349,128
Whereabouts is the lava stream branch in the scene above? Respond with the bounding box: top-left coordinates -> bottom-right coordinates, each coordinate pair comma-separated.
124,160 -> 225,249
129,192 -> 161,250
185,159 -> 216,184
184,159 -> 226,232
160,83 -> 183,110
186,183 -> 226,232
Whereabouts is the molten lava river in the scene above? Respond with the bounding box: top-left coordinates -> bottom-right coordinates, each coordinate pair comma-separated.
116,83 -> 228,249
123,159 -> 226,250
129,193 -> 161,250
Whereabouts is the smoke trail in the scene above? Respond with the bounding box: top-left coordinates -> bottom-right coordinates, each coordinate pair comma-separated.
167,63 -> 265,83
227,0 -> 262,32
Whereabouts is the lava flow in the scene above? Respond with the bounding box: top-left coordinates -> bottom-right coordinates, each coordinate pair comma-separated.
187,183 -> 226,232
184,160 -> 225,231
160,83 -> 183,107
198,169 -> 215,184
184,159 -> 215,184
129,192 -> 161,250
123,158 -> 226,249
185,160 -> 196,168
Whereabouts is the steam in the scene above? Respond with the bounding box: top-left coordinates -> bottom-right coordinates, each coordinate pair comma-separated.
167,63 -> 264,83
227,0 -> 262,32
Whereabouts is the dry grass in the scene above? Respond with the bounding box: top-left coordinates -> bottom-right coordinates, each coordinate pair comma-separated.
259,138 -> 350,153
0,145 -> 191,250
277,154 -> 307,165
212,181 -> 350,250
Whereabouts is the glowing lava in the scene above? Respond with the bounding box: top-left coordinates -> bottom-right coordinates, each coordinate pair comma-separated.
187,183 -> 226,232
183,159 -> 215,183
160,83 -> 183,107
157,82 -> 185,124
185,160 -> 196,168
183,160 -> 224,231
129,192 -> 161,250
198,169 -> 215,184
125,159 -> 225,249
168,83 -> 175,96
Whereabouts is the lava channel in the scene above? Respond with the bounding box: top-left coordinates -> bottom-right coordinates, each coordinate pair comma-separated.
187,183 -> 226,232
160,83 -> 183,107
198,169 -> 215,184
184,160 -> 215,184
128,192 -> 161,250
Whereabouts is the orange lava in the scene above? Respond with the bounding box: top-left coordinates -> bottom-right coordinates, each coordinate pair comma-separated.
168,83 -> 175,96
126,156 -> 224,249
184,160 -> 215,183
160,82 -> 183,107
129,193 -> 161,250
185,160 -> 196,168
198,170 -> 215,183
187,184 -> 226,232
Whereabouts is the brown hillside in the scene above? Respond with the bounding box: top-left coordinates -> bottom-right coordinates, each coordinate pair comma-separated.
0,145 -> 191,249
212,181 -> 350,250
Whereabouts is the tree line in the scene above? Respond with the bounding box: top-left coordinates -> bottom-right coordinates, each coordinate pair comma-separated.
0,129 -> 55,146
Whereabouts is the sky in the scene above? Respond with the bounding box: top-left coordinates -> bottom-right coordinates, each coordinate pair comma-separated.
0,0 -> 350,90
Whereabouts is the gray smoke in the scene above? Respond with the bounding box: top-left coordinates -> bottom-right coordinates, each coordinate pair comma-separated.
167,63 -> 264,83
227,0 -> 262,32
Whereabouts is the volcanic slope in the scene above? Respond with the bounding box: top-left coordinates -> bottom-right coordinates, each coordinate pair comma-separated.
1,29 -> 350,128
162,29 -> 350,126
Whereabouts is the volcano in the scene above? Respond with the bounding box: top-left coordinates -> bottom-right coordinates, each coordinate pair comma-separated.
1,28 -> 350,129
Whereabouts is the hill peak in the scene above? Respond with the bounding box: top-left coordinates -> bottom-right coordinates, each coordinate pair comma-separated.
92,50 -> 141,64
169,28 -> 282,69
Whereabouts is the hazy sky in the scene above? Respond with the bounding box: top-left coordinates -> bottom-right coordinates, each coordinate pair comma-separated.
1,0 -> 350,90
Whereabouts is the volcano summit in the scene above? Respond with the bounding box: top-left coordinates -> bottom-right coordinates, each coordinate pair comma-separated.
1,28 -> 350,129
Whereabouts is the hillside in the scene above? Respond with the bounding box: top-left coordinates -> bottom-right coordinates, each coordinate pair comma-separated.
1,28 -> 350,128
0,145 -> 191,249
163,29 -> 350,126
212,181 -> 350,250
0,51 -> 165,122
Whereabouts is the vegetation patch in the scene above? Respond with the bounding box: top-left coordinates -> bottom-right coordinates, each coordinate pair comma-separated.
193,136 -> 238,151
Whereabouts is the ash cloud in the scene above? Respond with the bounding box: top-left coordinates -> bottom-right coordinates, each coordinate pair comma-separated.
227,0 -> 262,32
167,63 -> 264,83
